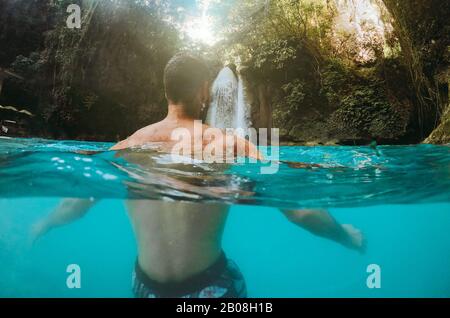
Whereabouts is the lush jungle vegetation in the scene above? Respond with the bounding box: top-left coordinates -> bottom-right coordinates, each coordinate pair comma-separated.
0,0 -> 448,144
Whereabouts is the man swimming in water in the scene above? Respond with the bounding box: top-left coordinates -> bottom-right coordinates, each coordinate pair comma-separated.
32,53 -> 365,298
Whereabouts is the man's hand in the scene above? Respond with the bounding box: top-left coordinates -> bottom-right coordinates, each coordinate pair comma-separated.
341,224 -> 367,253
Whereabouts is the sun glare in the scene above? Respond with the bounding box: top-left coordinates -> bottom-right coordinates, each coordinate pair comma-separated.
182,0 -> 217,46
185,16 -> 216,45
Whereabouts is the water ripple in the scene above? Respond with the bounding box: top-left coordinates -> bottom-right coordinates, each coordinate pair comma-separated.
0,138 -> 449,208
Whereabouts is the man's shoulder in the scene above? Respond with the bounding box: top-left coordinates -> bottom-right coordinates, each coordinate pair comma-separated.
130,124 -> 163,142
110,124 -> 162,150
132,125 -> 156,137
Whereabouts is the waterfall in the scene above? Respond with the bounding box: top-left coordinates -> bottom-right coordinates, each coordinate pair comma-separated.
206,66 -> 251,130
236,75 -> 251,130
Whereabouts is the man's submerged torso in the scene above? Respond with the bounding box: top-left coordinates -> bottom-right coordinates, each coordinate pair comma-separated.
126,200 -> 230,283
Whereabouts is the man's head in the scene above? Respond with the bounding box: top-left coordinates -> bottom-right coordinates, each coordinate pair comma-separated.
164,53 -> 210,118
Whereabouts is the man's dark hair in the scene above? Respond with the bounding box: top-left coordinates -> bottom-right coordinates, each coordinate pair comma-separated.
164,53 -> 210,107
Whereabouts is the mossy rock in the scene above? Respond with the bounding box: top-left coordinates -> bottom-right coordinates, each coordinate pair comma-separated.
424,108 -> 450,144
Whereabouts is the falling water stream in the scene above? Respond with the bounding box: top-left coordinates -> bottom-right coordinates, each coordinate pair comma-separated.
206,66 -> 251,130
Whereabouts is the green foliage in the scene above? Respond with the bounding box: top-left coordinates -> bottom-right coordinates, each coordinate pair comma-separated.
218,0 -> 335,69
328,84 -> 405,139
10,53 -> 43,81
253,39 -> 297,71
320,59 -> 354,107
281,80 -> 307,111
272,79 -> 306,128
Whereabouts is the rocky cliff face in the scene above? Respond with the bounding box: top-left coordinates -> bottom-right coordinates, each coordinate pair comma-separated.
382,0 -> 450,141
241,48 -> 414,145
424,108 -> 450,144
1,0 -> 179,141
424,68 -> 450,144
0,0 -> 55,66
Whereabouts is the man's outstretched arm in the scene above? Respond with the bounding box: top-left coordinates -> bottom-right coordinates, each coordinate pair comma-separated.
31,198 -> 98,243
281,209 -> 366,253
33,141 -> 129,241
32,140 -> 134,243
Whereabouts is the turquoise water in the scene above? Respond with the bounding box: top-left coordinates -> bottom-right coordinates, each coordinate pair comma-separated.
0,137 -> 449,297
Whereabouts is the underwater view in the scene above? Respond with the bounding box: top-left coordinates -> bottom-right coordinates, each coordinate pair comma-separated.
0,138 -> 449,297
